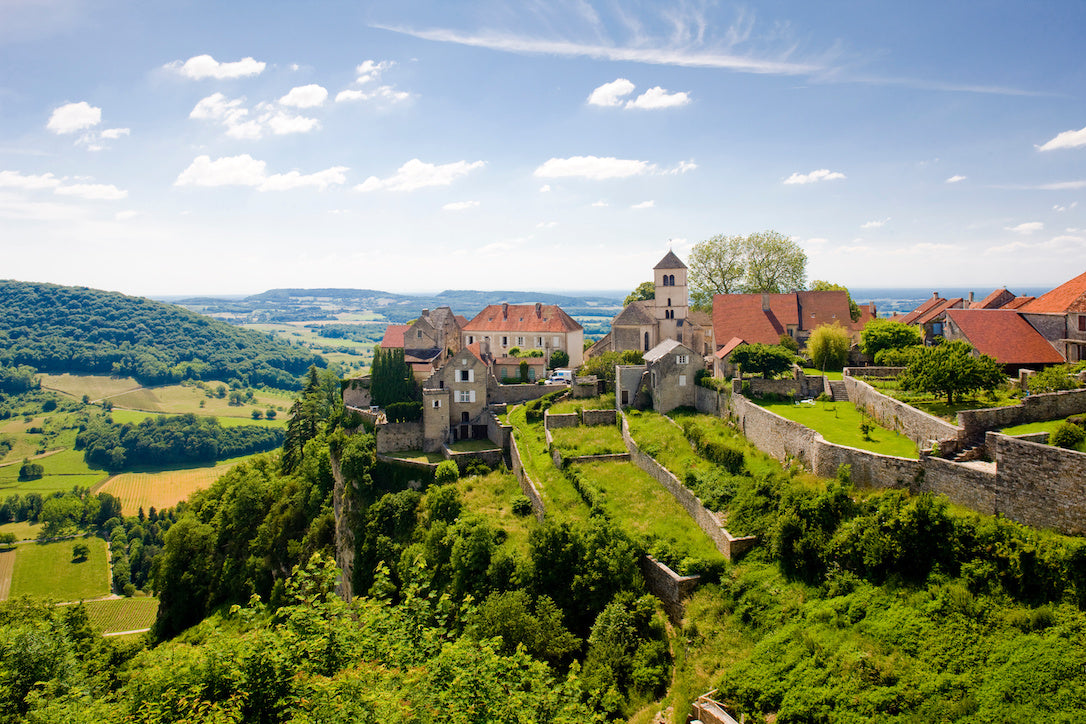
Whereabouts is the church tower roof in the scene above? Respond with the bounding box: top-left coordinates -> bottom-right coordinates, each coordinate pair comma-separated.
653,250 -> 686,270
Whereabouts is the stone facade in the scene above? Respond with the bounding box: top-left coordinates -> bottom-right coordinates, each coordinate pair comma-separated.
375,420 -> 424,453
989,432 -> 1086,536
644,339 -> 701,413
422,346 -> 492,446
342,377 -> 372,409
616,364 -> 650,409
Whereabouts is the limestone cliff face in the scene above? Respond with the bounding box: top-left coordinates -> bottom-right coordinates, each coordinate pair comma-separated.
330,453 -> 355,602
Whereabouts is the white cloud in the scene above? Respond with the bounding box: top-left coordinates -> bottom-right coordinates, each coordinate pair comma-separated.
356,159 -> 485,192
539,184 -> 551,193
166,54 -> 266,80
591,200 -> 608,207
190,93 -> 320,138
191,93 -> 248,122
1038,125 -> 1086,151
1006,221 -> 1043,234
803,237 -> 829,246
783,169 -> 846,185
664,160 -> 697,175
1054,202 -> 1079,212
175,154 -> 347,191
536,221 -> 558,228
355,60 -> 394,84
0,170 -> 61,190
588,78 -> 635,107
115,210 -> 139,221
625,87 -> 690,110
47,102 -> 101,134
266,112 -> 320,135
861,218 -> 889,229
945,174 -> 967,183
335,86 -> 410,103
99,128 -> 130,140
534,155 -> 651,180
54,183 -> 127,200
986,241 -> 1030,255
631,200 -> 655,209
279,84 -> 328,108
443,200 -> 480,211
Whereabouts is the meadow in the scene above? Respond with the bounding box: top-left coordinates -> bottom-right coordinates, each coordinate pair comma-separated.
755,398 -> 919,458
549,423 -> 627,457
9,536 -> 110,601
81,596 -> 159,635
456,468 -> 535,554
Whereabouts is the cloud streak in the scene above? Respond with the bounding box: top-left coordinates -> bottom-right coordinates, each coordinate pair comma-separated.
175,155 -> 348,191
356,159 -> 485,192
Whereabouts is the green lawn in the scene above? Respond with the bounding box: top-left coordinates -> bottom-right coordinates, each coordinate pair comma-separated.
384,450 -> 444,464
0,448 -> 108,496
455,469 -> 535,554
1001,419 -> 1086,452
548,393 -> 616,415
10,537 -> 110,601
801,368 -> 844,381
507,406 -> 591,522
756,399 -> 919,459
447,439 -> 500,452
0,520 -> 43,542
865,378 -> 1021,421
576,460 -> 724,564
549,424 -> 626,457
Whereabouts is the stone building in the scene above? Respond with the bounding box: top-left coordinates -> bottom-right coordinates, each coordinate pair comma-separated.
589,251 -> 714,358
615,339 -> 700,414
419,344 -> 494,450
1019,270 -> 1086,363
461,302 -> 584,367
379,305 -> 467,379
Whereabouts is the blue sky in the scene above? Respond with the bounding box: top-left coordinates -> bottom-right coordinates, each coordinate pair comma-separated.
1,1 -> 1084,297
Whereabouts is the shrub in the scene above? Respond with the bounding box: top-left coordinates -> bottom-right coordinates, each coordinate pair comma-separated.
874,346 -> 920,366
806,322 -> 851,372
700,440 -> 745,475
1028,364 -> 1081,393
434,460 -> 460,484
386,401 -> 423,423
18,460 -> 43,481
72,542 -> 90,561
1050,421 -> 1085,450
549,349 -> 569,369
512,496 -> 533,517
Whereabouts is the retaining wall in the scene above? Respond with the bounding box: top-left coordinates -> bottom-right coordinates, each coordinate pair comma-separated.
582,408 -> 618,426
989,432 -> 1086,536
638,555 -> 700,623
509,434 -> 545,521
844,375 -> 962,452
375,421 -> 424,453
544,411 -> 580,430
958,388 -> 1086,440
494,384 -> 555,405
621,415 -> 757,561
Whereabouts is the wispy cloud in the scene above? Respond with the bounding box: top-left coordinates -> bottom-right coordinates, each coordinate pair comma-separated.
443,200 -> 479,211
1037,125 -> 1086,151
0,169 -> 126,200
356,159 -> 485,192
175,155 -> 347,191
335,60 -> 410,104
861,218 -> 889,229
1005,221 -> 1043,234
189,92 -> 320,139
631,200 -> 655,209
784,168 -> 845,185
164,54 -> 266,80
535,156 -> 651,180
945,174 -> 966,184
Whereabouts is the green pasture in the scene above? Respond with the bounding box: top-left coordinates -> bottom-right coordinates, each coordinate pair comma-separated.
108,383 -> 289,419
455,469 -> 535,554
10,536 -> 110,601
576,460 -> 723,564
507,406 -> 591,522
108,408 -> 286,428
0,520 -> 43,542
756,399 -> 919,459
548,393 -> 616,415
0,448 -> 107,495
549,423 -> 626,457
40,373 -> 141,401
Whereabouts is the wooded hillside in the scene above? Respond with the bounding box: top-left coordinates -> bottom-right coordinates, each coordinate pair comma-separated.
0,281 -> 322,387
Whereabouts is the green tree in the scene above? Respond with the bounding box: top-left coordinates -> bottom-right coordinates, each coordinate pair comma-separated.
549,349 -> 570,370
72,542 -> 90,562
580,350 -> 643,383
899,340 -> 1005,404
809,280 -> 861,321
1028,365 -> 1080,394
806,322 -> 851,371
860,319 -> 922,358
17,460 -> 43,481
689,230 -> 807,307
688,233 -> 746,307
623,281 -> 655,307
730,343 -> 795,379
370,346 -> 420,408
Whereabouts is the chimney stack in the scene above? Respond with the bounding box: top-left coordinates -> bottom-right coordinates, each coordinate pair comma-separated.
968,292 -> 974,303
502,302 -> 508,319
761,293 -> 770,311
535,302 -> 542,317
933,292 -> 940,299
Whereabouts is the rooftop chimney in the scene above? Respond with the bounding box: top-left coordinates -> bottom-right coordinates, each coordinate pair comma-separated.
535,302 -> 542,317
421,308 -> 429,317
933,292 -> 940,299
761,293 -> 770,311
502,302 -> 509,319
968,292 -> 974,303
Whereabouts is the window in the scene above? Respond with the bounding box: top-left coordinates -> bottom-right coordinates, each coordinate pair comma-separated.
502,336 -> 508,346
679,375 -> 687,387
458,390 -> 475,403
432,399 -> 441,408
676,355 -> 688,365
467,335 -> 475,344
416,330 -> 423,338
644,332 -> 650,351
458,369 -> 474,383
553,336 -> 561,347
537,337 -> 543,347
1080,315 -> 1086,332
517,336 -> 525,346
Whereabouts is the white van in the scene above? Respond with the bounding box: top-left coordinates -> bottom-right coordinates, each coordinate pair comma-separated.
547,369 -> 573,384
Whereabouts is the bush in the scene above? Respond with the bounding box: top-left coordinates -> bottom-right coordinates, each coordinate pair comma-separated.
549,349 -> 569,369
1050,421 -> 1085,450
72,542 -> 90,561
386,401 -> 423,423
512,496 -> 533,517
806,322 -> 851,372
18,460 -> 43,481
434,460 -> 460,484
1028,365 -> 1081,393
874,346 -> 920,366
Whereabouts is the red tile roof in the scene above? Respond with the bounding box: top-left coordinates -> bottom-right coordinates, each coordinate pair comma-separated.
380,324 -> 409,348
1003,296 -> 1035,310
715,336 -> 746,358
1021,270 -> 1086,314
915,297 -> 964,326
970,288 -> 1016,310
797,290 -> 852,328
945,309 -> 1064,365
712,291 -> 852,347
463,303 -> 583,333
850,303 -> 877,332
898,294 -> 947,326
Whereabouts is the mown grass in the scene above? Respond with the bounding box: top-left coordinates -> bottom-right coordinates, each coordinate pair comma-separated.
507,406 -> 591,522
79,596 -> 159,634
0,520 -> 43,542
10,537 -> 109,601
549,423 -> 626,457
1001,418 -> 1086,453
455,468 -> 535,554
548,393 -> 616,415
756,399 -> 919,459
865,377 -> 1021,421
801,367 -> 844,381
576,460 -> 723,564
0,448 -> 108,496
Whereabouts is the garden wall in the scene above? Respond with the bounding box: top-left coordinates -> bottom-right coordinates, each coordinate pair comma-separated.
958,388 -> 1086,440
544,411 -> 579,430
508,434 -> 545,521
583,408 -> 618,426
728,394 -> 820,467
844,375 -> 962,452
443,446 -> 505,472
621,415 -> 757,561
916,455 -> 997,513
493,384 -> 554,405
486,412 -> 512,450
695,385 -> 723,415
375,421 -> 424,453
638,555 -> 700,623
989,432 -> 1086,536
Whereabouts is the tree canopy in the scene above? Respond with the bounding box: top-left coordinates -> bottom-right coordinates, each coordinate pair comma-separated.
899,340 -> 1005,404
689,230 -> 807,307
860,319 -> 923,358
806,322 -> 851,371
731,343 -> 796,378
623,281 -> 655,307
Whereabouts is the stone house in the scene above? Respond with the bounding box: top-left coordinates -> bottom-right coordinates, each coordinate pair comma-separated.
943,309 -> 1065,373
1019,270 -> 1086,363
420,344 -> 494,450
379,306 -> 467,379
589,251 -> 714,359
615,339 -> 700,413
461,302 -> 584,368
492,355 -> 546,383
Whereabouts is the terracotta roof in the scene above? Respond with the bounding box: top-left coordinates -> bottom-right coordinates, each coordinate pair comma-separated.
970,288 -> 1016,310
712,294 -> 795,346
715,336 -> 746,358
915,297 -> 964,326
898,294 -> 947,326
850,303 -> 877,332
945,309 -> 1064,365
380,324 -> 409,348
796,290 -> 852,328
1022,270 -> 1086,314
612,300 -> 656,326
1003,296 -> 1035,310
465,342 -> 490,365
454,315 -> 469,327
463,303 -> 583,333
653,250 -> 687,270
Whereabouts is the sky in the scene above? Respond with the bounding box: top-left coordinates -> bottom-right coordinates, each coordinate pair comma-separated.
1,0 -> 1084,298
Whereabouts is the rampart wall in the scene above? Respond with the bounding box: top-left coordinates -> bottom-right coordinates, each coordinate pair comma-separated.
508,434 -> 545,521
958,388 -> 1086,439
638,555 -> 701,623
375,421 -> 424,453
989,432 -> 1086,536
844,374 -> 962,452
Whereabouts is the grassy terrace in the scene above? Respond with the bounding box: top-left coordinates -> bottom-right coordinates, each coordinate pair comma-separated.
1002,418 -> 1086,453
549,423 -> 626,457
755,399 -> 919,459
576,459 -> 723,563
507,405 -> 591,522
10,537 -> 110,601
456,468 -> 534,554
862,376 -> 1021,421
548,393 -> 616,415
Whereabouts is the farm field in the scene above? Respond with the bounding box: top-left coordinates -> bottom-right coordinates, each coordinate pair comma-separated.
80,596 -> 159,634
40,373 -> 141,401
756,398 -> 919,459
108,408 -> 286,428
95,454 -> 255,515
108,384 -> 290,420
9,537 -> 109,601
0,549 -> 13,600
0,448 -> 108,496
0,520 -> 43,542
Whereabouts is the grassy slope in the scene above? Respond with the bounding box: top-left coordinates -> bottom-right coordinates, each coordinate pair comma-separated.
756,399 -> 919,459
549,424 -> 627,457
80,596 -> 159,634
507,405 -> 591,523
456,468 -> 535,554
10,537 -> 110,600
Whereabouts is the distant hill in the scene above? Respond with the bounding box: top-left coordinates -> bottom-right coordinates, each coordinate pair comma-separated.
0,280 -> 323,387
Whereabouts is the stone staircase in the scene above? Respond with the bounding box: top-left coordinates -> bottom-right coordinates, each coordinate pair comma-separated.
828,380 -> 849,402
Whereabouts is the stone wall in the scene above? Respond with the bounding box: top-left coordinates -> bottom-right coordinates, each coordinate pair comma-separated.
695,385 -> 725,415
813,441 -> 920,490
444,446 -> 505,473
844,375 -> 962,452
509,434 -> 545,521
582,408 -> 618,426
847,366 -> 905,379
638,555 -> 700,623
342,377 -> 372,409
958,388 -> 1086,439
375,421 -> 424,453
493,384 -> 554,405
622,415 -> 757,561
616,364 -> 649,408
989,432 -> 1086,536
544,411 -> 580,430
486,412 -> 512,450
917,454 -> 997,514
728,394 -> 820,467
572,376 -> 601,398
345,406 -> 381,428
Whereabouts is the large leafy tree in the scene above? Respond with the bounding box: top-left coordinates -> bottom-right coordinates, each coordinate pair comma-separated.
689,230 -> 807,307
899,340 -> 1005,404
806,322 -> 851,372
860,319 -> 923,358
730,343 -> 795,379
623,281 -> 655,307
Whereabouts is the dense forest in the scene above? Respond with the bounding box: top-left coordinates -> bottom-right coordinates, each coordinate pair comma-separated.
0,281 -> 322,387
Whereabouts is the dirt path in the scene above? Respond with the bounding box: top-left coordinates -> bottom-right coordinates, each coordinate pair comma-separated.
0,549 -> 15,601
104,627 -> 151,637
